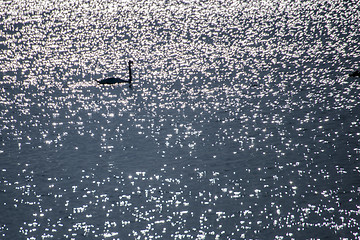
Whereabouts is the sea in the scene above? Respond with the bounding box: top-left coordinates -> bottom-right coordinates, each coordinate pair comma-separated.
0,0 -> 359,239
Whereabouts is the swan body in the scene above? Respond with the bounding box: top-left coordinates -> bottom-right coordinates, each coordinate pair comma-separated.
98,60 -> 133,84
98,77 -> 128,84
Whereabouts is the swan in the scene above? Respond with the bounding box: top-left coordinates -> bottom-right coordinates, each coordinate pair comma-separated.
98,60 -> 133,84
349,70 -> 360,77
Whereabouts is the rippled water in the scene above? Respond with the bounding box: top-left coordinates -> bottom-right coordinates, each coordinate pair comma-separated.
1,0 -> 360,239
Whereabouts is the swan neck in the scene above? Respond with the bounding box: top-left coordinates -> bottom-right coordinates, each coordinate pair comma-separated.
128,61 -> 132,83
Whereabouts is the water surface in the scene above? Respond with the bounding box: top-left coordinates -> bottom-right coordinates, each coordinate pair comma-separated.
1,0 -> 360,239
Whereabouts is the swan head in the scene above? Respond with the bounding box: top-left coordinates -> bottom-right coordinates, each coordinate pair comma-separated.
129,60 -> 134,65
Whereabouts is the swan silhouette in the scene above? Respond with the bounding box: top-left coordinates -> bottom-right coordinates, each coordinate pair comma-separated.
349,70 -> 360,77
98,60 -> 133,85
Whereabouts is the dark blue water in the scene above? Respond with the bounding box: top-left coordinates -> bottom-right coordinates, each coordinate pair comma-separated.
1,0 -> 360,239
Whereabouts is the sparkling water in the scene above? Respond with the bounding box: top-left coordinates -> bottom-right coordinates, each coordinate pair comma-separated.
1,0 -> 359,239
